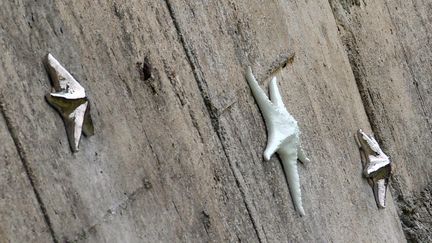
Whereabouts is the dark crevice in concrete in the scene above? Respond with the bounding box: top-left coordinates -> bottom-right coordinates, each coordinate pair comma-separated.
0,97 -> 58,243
172,201 -> 181,219
338,0 -> 361,13
136,56 -> 153,81
397,182 -> 432,243
161,60 -> 206,143
163,1 -> 264,242
201,210 -> 211,237
264,51 -> 296,80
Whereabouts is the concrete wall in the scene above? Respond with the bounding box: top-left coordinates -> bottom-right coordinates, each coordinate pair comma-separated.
0,0 -> 430,242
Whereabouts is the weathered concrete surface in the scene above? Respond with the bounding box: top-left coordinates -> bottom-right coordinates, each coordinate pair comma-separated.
398,182 -> 432,242
1,1 -> 261,242
0,0 -> 430,242
165,0 -> 405,242
329,0 -> 432,241
0,105 -> 53,242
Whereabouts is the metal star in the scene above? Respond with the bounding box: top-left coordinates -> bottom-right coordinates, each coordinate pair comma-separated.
45,53 -> 94,152
356,129 -> 392,208
246,67 -> 310,216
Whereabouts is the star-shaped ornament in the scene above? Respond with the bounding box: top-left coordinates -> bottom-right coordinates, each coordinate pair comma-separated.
356,129 -> 392,208
45,53 -> 94,152
246,67 -> 310,216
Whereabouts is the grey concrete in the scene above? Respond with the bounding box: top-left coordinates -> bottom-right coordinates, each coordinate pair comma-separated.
0,104 -> 53,242
0,0 -> 430,242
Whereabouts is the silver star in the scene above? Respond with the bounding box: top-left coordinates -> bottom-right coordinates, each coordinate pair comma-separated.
246,67 -> 310,216
45,53 -> 94,152
356,129 -> 392,208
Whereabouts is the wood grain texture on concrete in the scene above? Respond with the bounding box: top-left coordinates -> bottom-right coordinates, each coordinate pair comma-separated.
1,1 -> 260,242
165,0 -> 405,242
330,0 -> 432,196
0,104 -> 53,242
329,1 -> 432,241
0,0 -> 430,242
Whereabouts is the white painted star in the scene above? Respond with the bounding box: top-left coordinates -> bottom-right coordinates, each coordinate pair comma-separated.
356,129 -> 392,208
246,67 -> 309,216
45,53 -> 94,152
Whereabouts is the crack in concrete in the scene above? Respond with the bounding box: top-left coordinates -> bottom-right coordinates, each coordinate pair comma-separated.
163,1 -> 265,242
70,182 -> 148,242
0,96 -> 58,243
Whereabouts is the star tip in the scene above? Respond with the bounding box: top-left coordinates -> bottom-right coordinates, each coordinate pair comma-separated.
246,66 -> 252,74
377,204 -> 386,209
46,53 -> 54,62
263,153 -> 271,161
71,144 -> 80,152
44,53 -> 57,69
357,129 -> 367,139
298,209 -> 305,217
